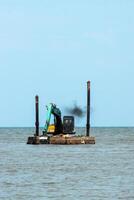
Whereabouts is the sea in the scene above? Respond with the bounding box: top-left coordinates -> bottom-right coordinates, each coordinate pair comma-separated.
0,127 -> 134,200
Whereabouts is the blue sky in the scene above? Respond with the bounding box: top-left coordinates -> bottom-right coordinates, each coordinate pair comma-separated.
0,0 -> 134,127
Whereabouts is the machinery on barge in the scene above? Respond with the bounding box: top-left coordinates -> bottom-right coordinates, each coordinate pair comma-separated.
27,81 -> 95,145
43,103 -> 75,136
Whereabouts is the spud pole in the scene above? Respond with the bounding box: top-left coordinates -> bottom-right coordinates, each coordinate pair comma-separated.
35,95 -> 39,136
86,81 -> 90,136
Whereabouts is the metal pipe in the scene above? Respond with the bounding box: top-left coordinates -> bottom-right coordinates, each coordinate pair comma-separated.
35,95 -> 39,136
86,81 -> 90,136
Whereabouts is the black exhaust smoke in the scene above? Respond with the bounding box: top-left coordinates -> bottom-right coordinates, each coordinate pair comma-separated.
65,103 -> 86,118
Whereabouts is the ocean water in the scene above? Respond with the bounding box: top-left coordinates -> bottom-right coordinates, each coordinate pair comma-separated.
0,127 -> 134,200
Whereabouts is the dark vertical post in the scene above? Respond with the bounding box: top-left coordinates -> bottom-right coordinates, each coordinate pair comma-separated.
86,81 -> 90,136
35,95 -> 39,136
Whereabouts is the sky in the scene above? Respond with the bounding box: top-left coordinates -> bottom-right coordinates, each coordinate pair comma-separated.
0,0 -> 134,127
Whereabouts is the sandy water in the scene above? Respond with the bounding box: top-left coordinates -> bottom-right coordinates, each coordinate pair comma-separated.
0,127 -> 134,200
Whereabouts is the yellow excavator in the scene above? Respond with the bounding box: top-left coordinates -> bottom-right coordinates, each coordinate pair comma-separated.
42,103 -> 75,135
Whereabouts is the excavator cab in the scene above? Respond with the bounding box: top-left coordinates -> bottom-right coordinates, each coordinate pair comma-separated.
63,116 -> 75,134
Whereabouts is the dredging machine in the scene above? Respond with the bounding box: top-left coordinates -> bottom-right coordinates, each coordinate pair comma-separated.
42,103 -> 75,136
27,81 -> 95,145
27,101 -> 76,144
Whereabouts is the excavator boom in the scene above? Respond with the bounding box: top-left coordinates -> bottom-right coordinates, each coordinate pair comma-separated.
43,103 -> 62,135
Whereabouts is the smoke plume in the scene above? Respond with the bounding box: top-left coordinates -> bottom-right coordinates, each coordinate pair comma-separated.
65,103 -> 86,118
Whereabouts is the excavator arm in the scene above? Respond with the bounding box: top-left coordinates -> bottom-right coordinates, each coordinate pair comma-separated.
43,104 -> 53,134
43,103 -> 63,135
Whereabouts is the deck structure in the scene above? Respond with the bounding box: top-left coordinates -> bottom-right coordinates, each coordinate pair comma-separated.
27,135 -> 95,145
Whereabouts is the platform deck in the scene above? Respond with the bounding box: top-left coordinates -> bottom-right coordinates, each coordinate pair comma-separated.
27,135 -> 95,145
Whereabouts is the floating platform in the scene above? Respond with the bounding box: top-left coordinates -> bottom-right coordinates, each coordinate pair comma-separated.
27,135 -> 95,145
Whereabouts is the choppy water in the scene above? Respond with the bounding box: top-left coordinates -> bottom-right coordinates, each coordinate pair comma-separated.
0,127 -> 134,200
